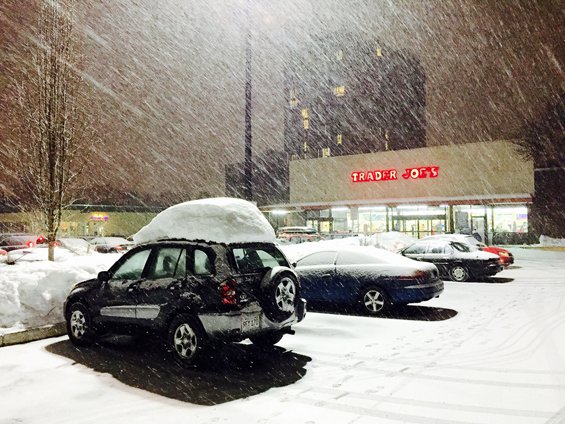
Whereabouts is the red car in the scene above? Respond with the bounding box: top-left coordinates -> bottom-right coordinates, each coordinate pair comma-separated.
422,234 -> 514,267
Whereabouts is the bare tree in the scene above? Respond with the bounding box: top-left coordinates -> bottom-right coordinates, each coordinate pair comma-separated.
14,0 -> 88,261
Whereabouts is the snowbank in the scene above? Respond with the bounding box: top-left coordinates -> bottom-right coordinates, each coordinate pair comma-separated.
0,253 -> 118,334
362,231 -> 417,252
134,197 -> 276,245
539,235 -> 565,247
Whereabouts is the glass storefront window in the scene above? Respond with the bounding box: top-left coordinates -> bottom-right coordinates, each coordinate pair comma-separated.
493,206 -> 528,233
390,205 -> 447,238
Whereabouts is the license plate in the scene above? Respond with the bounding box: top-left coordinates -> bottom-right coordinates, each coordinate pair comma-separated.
241,314 -> 260,332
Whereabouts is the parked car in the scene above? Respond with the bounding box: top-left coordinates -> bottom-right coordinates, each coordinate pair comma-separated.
399,239 -> 502,282
64,240 -> 306,366
421,234 -> 514,267
277,226 -> 323,244
0,233 -> 45,252
293,246 -> 443,315
89,237 -> 133,253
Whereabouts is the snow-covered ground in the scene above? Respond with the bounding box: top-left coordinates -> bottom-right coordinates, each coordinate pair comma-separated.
0,247 -> 564,424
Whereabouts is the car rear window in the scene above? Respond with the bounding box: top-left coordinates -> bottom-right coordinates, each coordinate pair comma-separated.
232,245 -> 288,273
297,251 -> 337,266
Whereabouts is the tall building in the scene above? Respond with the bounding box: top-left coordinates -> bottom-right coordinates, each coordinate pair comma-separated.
284,34 -> 426,160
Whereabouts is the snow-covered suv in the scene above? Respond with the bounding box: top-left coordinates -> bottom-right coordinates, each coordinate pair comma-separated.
64,240 -> 306,366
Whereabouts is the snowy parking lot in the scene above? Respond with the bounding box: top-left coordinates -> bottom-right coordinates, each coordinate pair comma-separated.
1,247 -> 564,424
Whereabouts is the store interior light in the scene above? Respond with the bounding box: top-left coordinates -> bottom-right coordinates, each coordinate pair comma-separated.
399,209 -> 445,216
271,209 -> 288,216
397,204 -> 428,210
359,206 -> 386,212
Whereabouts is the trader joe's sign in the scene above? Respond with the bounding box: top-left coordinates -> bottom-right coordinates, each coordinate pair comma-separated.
351,166 -> 439,183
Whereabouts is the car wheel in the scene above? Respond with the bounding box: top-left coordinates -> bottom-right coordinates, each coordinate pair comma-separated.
261,272 -> 298,322
449,265 -> 470,282
249,330 -> 284,348
167,314 -> 205,367
360,286 -> 389,315
66,302 -> 97,347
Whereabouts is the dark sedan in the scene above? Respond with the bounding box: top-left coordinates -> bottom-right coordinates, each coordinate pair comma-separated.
293,246 -> 443,315
0,233 -> 44,252
399,239 -> 503,282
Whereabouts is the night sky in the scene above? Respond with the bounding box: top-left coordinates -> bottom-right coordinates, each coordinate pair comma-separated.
0,0 -> 563,205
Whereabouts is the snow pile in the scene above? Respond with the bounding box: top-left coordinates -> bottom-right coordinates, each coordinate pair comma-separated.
0,254 -> 118,334
133,197 -> 276,245
362,231 -> 417,252
539,235 -> 565,247
6,246 -> 78,263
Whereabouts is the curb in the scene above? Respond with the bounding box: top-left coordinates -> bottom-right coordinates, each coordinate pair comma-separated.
0,322 -> 66,347
512,246 -> 565,252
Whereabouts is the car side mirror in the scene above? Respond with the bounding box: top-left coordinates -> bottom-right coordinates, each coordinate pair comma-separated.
98,271 -> 111,282
291,262 -> 297,268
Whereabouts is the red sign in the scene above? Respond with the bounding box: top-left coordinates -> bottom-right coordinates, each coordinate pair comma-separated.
352,166 -> 439,183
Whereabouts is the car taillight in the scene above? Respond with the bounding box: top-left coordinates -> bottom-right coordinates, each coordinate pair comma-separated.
219,278 -> 238,305
398,270 -> 427,282
26,241 -> 35,248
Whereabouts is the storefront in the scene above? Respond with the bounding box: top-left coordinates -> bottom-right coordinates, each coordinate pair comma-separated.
262,141 -> 534,244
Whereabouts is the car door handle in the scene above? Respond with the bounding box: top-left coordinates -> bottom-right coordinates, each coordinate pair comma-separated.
127,281 -> 142,292
322,273 -> 332,278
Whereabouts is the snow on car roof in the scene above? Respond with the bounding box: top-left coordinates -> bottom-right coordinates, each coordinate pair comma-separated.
133,197 -> 276,245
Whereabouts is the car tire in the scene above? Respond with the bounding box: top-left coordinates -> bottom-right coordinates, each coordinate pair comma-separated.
66,302 -> 98,347
360,286 -> 389,316
167,314 -> 205,367
249,330 -> 284,348
261,272 -> 298,323
449,265 -> 470,282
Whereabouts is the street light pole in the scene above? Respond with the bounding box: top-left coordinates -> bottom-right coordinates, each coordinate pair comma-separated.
244,0 -> 253,201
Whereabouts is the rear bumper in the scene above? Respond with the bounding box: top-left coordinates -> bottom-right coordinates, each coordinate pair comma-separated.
482,263 -> 503,276
389,279 -> 444,304
199,298 -> 306,341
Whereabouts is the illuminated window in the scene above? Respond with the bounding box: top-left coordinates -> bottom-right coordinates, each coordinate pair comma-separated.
303,118 -> 309,129
376,47 -> 383,57
289,89 -> 298,107
334,86 -> 345,97
303,142 -> 309,152
336,49 -> 343,60
322,147 -> 331,157
337,134 -> 343,145
301,108 -> 309,119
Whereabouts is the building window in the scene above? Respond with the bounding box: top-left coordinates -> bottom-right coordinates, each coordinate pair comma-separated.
322,147 -> 331,157
303,142 -> 309,152
336,49 -> 343,60
289,88 -> 298,107
303,117 -> 309,129
376,47 -> 383,57
337,134 -> 343,145
334,86 -> 345,97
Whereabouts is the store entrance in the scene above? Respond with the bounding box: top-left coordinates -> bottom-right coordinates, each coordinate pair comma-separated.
471,216 -> 486,243
393,216 -> 446,239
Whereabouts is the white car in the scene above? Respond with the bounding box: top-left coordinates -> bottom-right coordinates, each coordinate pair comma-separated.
89,237 -> 133,253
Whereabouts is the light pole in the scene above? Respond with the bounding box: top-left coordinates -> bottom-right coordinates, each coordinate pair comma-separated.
243,0 -> 253,201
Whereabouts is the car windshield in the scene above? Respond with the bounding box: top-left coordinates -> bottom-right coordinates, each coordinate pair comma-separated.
452,242 -> 472,252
